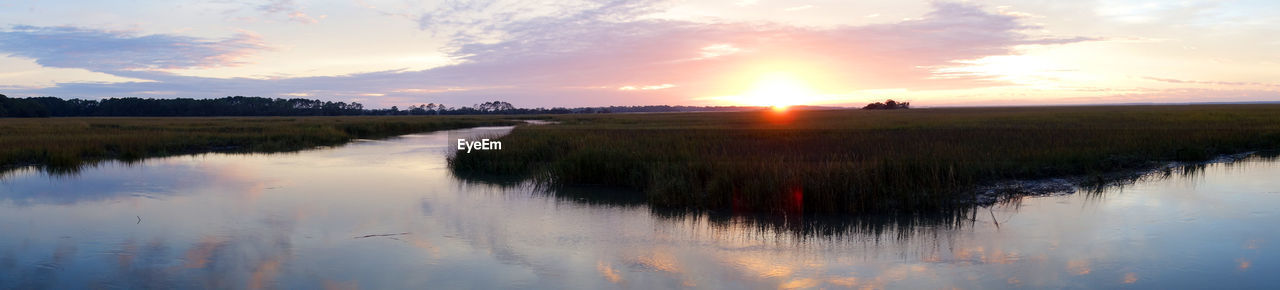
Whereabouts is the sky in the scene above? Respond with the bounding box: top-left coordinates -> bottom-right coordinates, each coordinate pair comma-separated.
0,0 -> 1277,108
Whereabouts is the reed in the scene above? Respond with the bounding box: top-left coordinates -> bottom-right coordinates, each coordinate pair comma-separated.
449,105 -> 1280,213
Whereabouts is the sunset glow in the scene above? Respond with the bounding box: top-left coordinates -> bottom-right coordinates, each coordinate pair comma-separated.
0,1 -> 1275,108
3,1 -> 1280,288
738,72 -> 819,108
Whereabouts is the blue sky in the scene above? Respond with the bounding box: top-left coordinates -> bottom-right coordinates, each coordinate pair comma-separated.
1,0 -> 1277,108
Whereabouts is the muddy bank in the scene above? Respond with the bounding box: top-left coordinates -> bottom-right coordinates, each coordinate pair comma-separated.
969,151 -> 1265,206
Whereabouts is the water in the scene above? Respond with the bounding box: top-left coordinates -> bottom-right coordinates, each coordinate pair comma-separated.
1,126 -> 1277,289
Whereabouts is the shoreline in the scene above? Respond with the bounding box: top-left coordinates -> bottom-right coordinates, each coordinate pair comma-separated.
0,116 -> 522,177
969,151 -> 1266,206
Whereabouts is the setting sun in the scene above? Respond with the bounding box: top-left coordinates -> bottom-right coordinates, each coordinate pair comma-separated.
739,72 -> 818,109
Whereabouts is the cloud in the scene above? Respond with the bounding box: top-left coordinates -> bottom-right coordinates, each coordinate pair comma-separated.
619,84 -> 675,91
415,0 -> 668,45
0,26 -> 267,73
784,5 -> 815,12
409,1 -> 1095,99
6,1 -> 1094,108
1143,76 -> 1280,88
699,44 -> 743,59
258,0 -> 319,24
1053,88 -> 1280,105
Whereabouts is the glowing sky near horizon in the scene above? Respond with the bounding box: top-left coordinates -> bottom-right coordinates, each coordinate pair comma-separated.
0,0 -> 1277,108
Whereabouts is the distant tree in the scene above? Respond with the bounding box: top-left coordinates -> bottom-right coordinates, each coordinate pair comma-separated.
472,101 -> 516,112
408,104 -> 428,115
0,94 -> 51,117
862,99 -> 910,110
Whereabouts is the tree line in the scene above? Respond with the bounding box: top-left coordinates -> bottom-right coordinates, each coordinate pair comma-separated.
0,95 -> 776,117
862,99 -> 910,110
1,94 -> 365,117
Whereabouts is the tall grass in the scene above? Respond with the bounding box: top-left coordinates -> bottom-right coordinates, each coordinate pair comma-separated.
1,116 -> 519,175
449,105 -> 1280,214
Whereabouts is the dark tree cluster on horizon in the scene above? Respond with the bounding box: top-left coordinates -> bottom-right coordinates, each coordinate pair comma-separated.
367,102 -> 765,115
862,99 -> 910,110
0,94 -> 52,117
1,94 -> 364,117
382,101 -> 575,115
0,94 -> 773,118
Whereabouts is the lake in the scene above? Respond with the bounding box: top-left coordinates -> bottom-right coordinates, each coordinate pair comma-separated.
1,125 -> 1277,289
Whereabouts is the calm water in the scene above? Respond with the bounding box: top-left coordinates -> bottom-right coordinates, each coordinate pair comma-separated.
1,126 -> 1278,289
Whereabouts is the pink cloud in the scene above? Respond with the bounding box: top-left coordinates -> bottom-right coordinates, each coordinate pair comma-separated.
7,2 -> 1096,108
408,1 -> 1095,104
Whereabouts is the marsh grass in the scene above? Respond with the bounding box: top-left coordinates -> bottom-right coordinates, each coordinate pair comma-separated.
1,116 -> 519,175
450,105 -> 1280,214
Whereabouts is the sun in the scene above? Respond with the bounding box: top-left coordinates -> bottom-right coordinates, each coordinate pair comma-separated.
739,72 -> 817,109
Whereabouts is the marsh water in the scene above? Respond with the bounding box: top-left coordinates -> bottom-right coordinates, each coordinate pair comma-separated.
1,125 -> 1277,289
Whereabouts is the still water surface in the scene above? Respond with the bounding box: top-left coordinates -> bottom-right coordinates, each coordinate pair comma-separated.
1,126 -> 1277,289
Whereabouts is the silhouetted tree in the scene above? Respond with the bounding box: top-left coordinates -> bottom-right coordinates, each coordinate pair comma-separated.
0,94 -> 51,117
862,99 -> 910,110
